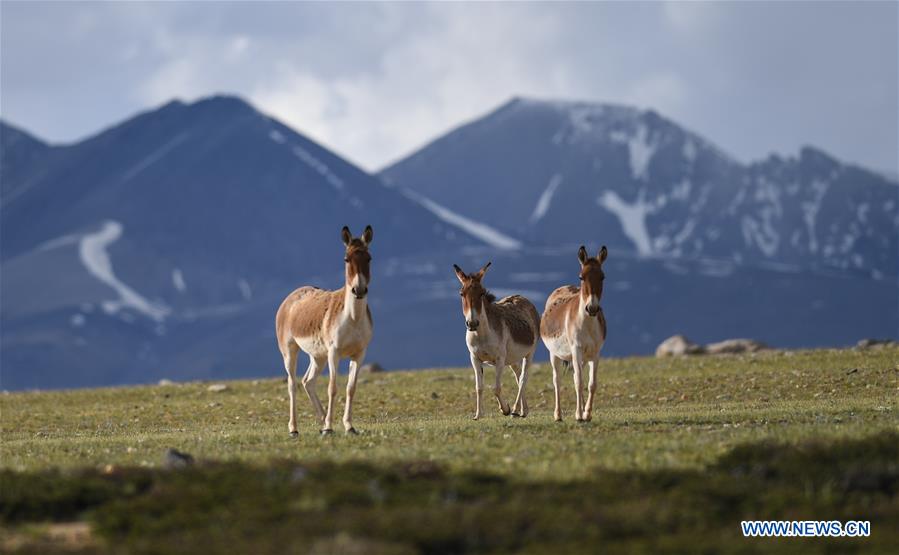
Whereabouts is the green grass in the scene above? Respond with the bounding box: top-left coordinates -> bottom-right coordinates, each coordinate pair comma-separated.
2,348 -> 896,477
1,348 -> 897,553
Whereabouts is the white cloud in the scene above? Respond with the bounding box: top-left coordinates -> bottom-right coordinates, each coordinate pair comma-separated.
1,1 -> 896,173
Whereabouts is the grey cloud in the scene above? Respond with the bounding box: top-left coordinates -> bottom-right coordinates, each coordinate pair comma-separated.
1,1 -> 895,173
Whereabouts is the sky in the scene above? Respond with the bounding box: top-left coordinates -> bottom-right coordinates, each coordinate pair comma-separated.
1,1 -> 896,174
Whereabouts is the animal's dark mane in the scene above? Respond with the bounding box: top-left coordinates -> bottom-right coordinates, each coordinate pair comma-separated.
485,291 -> 496,303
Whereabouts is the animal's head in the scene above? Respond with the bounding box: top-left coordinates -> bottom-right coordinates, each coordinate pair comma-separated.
453,262 -> 494,331
341,225 -> 373,299
577,245 -> 607,316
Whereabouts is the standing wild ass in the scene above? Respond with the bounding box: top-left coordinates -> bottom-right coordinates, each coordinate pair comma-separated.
453,263 -> 540,419
541,245 -> 608,422
275,225 -> 374,436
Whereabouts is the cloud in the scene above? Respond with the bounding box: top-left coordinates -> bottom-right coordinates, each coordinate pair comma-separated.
1,1 -> 896,173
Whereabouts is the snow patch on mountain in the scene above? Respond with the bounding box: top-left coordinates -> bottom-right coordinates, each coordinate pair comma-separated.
268,130 -> 286,144
609,122 -> 655,181
36,233 -> 80,252
291,145 -> 345,190
682,139 -> 697,164
172,268 -> 187,293
671,178 -> 692,201
741,216 -> 779,257
597,190 -> 656,256
529,174 -> 563,223
121,132 -> 190,182
238,279 -> 252,300
857,203 -> 869,225
79,221 -> 170,322
801,179 -> 829,253
402,189 -> 521,250
626,124 -> 655,181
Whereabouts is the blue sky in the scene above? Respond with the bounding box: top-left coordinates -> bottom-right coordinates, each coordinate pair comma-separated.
1,1 -> 896,173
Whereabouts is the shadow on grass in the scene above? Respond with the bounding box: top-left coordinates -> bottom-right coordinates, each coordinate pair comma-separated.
2,432 -> 897,554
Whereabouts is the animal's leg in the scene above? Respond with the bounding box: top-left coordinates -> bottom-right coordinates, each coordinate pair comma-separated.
509,363 -> 523,415
283,342 -> 300,436
550,355 -> 563,421
494,356 -> 510,415
583,357 -> 599,422
512,355 -> 530,417
470,353 -> 485,420
342,349 -> 366,434
572,351 -> 585,422
301,356 -> 326,425
322,349 -> 339,434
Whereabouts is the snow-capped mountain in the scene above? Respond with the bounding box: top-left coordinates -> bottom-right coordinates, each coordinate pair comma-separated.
1,95 -> 896,390
381,97 -> 899,278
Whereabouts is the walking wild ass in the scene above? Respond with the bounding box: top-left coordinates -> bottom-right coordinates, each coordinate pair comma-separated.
276,225 -> 374,436
453,263 -> 540,419
540,245 -> 608,422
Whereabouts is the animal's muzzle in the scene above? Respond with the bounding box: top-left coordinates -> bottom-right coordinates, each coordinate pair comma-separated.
351,287 -> 367,299
466,320 -> 479,331
585,306 -> 600,317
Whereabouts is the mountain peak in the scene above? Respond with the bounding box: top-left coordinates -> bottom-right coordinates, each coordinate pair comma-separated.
799,145 -> 838,164
186,94 -> 257,113
138,95 -> 259,125
501,95 -> 643,119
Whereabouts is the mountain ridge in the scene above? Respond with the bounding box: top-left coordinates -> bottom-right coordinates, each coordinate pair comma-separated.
1,93 -> 896,390
380,96 -> 899,278
0,94 -> 487,389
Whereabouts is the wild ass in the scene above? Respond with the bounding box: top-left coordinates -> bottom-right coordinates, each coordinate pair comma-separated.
540,245 -> 608,422
453,262 -> 540,419
275,225 -> 374,436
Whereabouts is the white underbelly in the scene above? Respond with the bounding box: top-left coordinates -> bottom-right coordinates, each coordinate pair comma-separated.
295,335 -> 327,358
543,335 -> 572,360
468,336 -> 534,366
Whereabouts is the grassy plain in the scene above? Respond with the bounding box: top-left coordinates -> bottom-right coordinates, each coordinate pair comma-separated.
1,347 -> 897,553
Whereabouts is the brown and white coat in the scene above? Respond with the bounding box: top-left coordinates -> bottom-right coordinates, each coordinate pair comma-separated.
275,225 -> 374,435
454,262 -> 540,419
540,245 -> 608,422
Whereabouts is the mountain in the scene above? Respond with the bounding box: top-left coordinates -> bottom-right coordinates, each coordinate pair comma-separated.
0,96 -> 483,389
2,95 -> 897,390
381,97 -> 899,278
0,121 -> 53,200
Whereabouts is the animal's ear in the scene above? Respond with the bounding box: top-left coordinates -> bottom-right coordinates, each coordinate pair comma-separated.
598,245 -> 608,264
475,261 -> 491,280
577,245 -> 588,265
341,226 -> 353,246
362,225 -> 373,246
453,264 -> 467,284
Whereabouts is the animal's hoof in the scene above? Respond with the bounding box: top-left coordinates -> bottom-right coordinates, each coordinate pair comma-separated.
554,417 -> 562,422
501,408 -> 511,416
511,412 -> 522,418
576,417 -> 585,423
289,431 -> 299,438
320,429 -> 334,436
472,415 -> 480,421
346,427 -> 358,435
